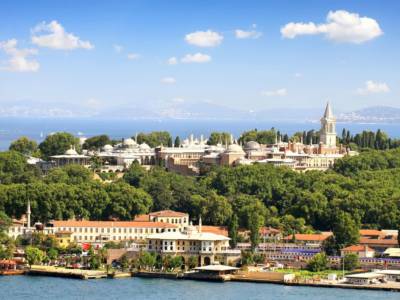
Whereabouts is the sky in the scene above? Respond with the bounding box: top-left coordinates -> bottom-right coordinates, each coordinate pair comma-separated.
0,0 -> 399,119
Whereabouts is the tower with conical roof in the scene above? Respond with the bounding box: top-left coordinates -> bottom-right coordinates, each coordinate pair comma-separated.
320,102 -> 336,147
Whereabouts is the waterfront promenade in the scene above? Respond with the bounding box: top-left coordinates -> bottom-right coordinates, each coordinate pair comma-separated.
1,276 -> 399,300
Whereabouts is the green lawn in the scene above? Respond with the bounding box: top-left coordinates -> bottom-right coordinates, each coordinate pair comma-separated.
275,268 -> 349,279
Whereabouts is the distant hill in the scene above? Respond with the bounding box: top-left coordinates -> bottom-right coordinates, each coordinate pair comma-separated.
337,106 -> 400,123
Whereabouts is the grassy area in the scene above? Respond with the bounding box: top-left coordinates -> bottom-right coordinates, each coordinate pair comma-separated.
275,268 -> 349,279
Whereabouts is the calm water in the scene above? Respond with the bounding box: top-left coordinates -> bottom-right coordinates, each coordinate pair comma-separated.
0,276 -> 398,300
1,117 -> 400,150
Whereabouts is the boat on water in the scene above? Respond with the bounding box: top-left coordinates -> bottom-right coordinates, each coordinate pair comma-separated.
0,259 -> 25,276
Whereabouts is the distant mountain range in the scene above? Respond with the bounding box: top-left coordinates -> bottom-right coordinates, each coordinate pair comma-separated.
337,106 -> 400,123
1,100 -> 399,123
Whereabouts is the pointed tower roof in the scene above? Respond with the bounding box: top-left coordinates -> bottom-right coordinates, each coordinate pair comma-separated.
323,102 -> 333,119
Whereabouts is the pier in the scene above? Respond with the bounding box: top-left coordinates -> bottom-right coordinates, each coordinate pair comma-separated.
27,266 -> 108,279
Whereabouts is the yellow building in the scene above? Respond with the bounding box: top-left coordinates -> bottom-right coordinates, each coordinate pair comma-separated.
54,231 -> 73,248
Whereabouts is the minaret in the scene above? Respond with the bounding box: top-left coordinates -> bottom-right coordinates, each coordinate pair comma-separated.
320,102 -> 336,147
27,199 -> 31,229
198,216 -> 202,233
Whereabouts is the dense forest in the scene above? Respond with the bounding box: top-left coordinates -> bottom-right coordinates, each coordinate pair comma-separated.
1,143 -> 400,240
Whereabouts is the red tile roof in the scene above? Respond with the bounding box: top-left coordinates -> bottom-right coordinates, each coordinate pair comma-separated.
260,227 -> 281,235
359,229 -> 382,236
359,237 -> 399,246
197,226 -> 228,236
342,244 -> 374,252
283,233 -> 332,242
51,220 -> 177,228
133,214 -> 150,221
149,210 -> 188,217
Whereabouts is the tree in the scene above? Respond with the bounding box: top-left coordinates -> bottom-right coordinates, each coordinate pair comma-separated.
344,253 -> 359,271
138,251 -> 156,270
25,246 -> 45,266
123,162 -> 146,187
9,137 -> 38,156
135,131 -> 172,148
82,135 -> 111,150
228,214 -> 239,248
39,132 -> 80,159
47,248 -> 59,261
89,155 -> 103,172
398,223 -> 400,247
120,254 -> 130,271
169,256 -> 183,270
0,151 -> 39,184
249,211 -> 264,251
208,132 -> 231,145
331,211 -> 360,248
0,211 -> 11,232
307,253 -> 328,272
174,136 -> 181,147
188,256 -> 198,269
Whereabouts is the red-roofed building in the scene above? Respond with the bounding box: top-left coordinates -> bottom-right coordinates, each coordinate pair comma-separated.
196,226 -> 228,237
134,210 -> 189,228
283,232 -> 332,246
44,220 -> 179,246
341,244 -> 375,258
358,229 -> 399,252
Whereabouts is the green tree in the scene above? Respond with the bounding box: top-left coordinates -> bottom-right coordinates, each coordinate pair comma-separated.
0,211 -> 11,232
9,137 -> 38,156
188,256 -> 198,269
135,131 -> 172,148
307,253 -> 328,272
138,251 -> 156,270
174,136 -> 181,147
88,251 -> 101,269
331,211 -> 360,248
39,132 -> 80,159
0,151 -> 39,184
120,254 -> 130,271
344,253 -> 360,271
123,162 -> 146,187
208,132 -> 231,145
47,248 -> 59,260
89,155 -> 103,172
249,211 -> 264,251
228,214 -> 239,248
82,135 -> 111,150
25,246 -> 45,266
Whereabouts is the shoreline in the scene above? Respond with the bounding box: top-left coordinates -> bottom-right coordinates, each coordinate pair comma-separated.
9,268 -> 399,292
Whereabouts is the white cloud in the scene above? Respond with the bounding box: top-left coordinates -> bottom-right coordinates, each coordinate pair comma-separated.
31,20 -> 94,50
181,53 -> 211,63
294,72 -> 303,78
235,24 -> 262,39
356,80 -> 390,95
161,77 -> 176,84
127,53 -> 140,60
281,10 -> 383,43
167,56 -> 178,65
0,39 -> 39,72
261,88 -> 287,97
113,44 -> 123,53
185,30 -> 223,47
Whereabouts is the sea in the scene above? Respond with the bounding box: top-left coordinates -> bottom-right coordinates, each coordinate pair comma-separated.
0,276 -> 398,300
0,117 -> 400,150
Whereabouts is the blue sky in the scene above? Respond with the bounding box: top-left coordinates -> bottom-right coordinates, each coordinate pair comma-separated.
0,0 -> 399,118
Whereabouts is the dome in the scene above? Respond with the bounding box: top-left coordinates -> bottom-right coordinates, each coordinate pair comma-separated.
244,141 -> 261,151
103,144 -> 113,151
65,147 -> 78,156
226,144 -> 245,154
123,138 -> 136,146
139,143 -> 151,150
